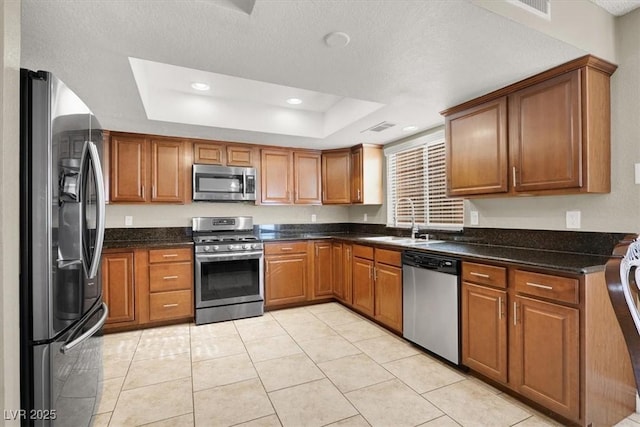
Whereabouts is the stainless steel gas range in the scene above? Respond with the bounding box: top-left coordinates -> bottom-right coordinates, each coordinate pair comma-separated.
192,216 -> 264,325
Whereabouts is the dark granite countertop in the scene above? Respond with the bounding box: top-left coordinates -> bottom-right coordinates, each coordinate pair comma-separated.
259,232 -> 613,274
104,226 -> 627,274
104,239 -> 193,250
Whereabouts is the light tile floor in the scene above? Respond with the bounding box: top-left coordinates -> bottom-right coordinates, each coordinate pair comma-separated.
92,302 -> 639,427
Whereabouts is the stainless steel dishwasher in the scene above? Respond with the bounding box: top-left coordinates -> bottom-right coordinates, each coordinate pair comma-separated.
402,251 -> 461,365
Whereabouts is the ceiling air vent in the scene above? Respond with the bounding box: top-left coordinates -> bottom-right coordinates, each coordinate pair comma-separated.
361,121 -> 396,133
507,0 -> 551,19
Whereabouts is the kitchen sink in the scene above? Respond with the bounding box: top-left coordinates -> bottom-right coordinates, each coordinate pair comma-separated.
359,236 -> 445,246
360,236 -> 413,242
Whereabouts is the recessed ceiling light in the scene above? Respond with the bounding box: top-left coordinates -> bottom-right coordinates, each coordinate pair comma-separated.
402,125 -> 418,132
191,82 -> 210,91
324,32 -> 351,48
286,98 -> 303,105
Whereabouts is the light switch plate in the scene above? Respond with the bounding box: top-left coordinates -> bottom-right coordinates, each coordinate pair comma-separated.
635,163 -> 640,184
125,215 -> 133,226
311,214 -> 317,223
363,213 -> 368,222
566,211 -> 581,229
470,210 -> 479,225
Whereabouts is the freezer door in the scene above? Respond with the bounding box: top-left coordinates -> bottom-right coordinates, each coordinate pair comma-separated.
31,301 -> 107,427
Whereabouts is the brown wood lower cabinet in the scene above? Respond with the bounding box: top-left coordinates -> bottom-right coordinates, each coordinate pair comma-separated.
374,262 -> 402,332
102,245 -> 193,332
462,282 -> 507,383
264,245 -> 309,307
103,251 -> 136,324
512,295 -> 579,420
461,260 -> 634,426
312,241 -> 333,299
352,256 -> 375,317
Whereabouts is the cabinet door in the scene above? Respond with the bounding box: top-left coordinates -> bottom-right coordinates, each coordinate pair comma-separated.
294,151 -> 322,205
350,148 -> 363,203
264,254 -> 308,306
102,252 -> 135,324
322,151 -> 351,204
313,242 -> 333,299
150,139 -> 185,203
352,256 -> 374,316
332,243 -> 344,300
261,149 -> 293,204
512,296 -> 579,420
374,263 -> 403,332
446,98 -> 508,196
193,142 -> 224,165
110,134 -> 148,202
342,244 -> 353,304
461,282 -> 507,383
509,70 -> 581,192
227,145 -> 254,167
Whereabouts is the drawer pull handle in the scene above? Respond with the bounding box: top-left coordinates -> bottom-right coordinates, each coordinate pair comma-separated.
163,254 -> 179,258
513,301 -> 518,326
498,297 -> 503,320
526,282 -> 553,290
163,303 -> 179,308
470,272 -> 490,279
280,248 -> 293,251
163,275 -> 178,280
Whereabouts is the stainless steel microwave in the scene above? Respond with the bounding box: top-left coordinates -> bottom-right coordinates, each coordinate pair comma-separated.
193,164 -> 257,202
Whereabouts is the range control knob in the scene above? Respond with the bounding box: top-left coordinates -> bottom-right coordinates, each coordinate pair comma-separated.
244,244 -> 253,250
212,245 -> 219,252
203,246 -> 210,252
228,245 -> 238,251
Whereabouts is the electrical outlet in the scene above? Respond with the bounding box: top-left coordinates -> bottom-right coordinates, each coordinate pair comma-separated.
566,210 -> 581,229
311,214 -> 317,223
470,210 -> 479,225
125,215 -> 133,226
363,213 -> 368,222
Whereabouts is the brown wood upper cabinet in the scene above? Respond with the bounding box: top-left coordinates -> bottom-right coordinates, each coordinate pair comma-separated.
193,141 -> 255,167
322,149 -> 351,204
351,144 -> 383,204
110,132 -> 188,204
261,148 -> 321,205
442,55 -> 617,198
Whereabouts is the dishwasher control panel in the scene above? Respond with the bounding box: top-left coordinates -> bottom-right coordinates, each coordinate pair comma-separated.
402,251 -> 460,275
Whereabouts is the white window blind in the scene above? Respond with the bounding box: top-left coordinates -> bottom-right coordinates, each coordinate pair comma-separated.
386,132 -> 463,229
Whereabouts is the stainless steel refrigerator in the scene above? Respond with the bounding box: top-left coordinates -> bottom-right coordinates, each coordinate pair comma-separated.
19,69 -> 108,426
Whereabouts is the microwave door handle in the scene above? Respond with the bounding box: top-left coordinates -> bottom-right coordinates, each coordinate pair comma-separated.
84,140 -> 106,280
242,172 -> 247,198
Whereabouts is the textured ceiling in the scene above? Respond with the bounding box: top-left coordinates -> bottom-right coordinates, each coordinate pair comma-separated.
592,0 -> 640,16
21,0 -> 587,149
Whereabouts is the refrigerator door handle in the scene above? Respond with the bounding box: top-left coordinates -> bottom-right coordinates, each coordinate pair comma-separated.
83,140 -> 106,280
60,302 -> 108,354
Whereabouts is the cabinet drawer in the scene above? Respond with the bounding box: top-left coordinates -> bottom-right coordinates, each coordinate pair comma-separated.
462,262 -> 507,289
353,244 -> 374,260
148,247 -> 192,264
149,262 -> 193,292
264,241 -> 307,255
149,290 -> 193,321
375,248 -> 401,267
514,270 -> 579,304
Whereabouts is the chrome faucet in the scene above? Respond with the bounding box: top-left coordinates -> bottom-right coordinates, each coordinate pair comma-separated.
395,197 -> 419,239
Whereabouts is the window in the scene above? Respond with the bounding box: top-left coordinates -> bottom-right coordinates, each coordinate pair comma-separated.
385,129 -> 463,229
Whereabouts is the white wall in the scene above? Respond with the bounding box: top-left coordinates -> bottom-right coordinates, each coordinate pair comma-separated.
0,0 -> 21,424
466,8 -> 640,234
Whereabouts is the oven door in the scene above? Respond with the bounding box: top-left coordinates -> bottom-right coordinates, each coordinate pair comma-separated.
195,251 -> 264,308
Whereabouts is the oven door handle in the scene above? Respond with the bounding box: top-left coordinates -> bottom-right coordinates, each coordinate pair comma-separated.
196,251 -> 264,262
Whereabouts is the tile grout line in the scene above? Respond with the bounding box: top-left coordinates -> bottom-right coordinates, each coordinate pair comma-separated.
103,330 -> 142,426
